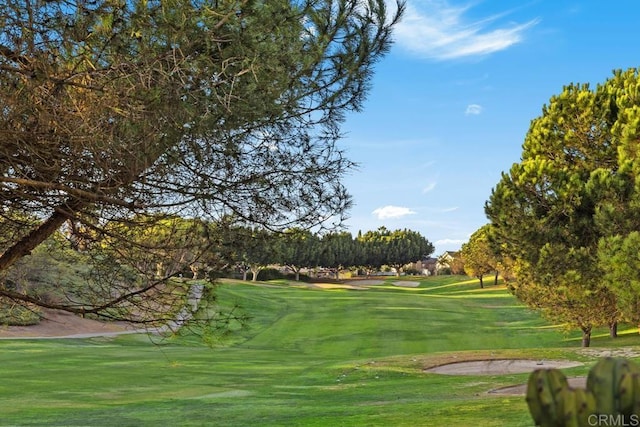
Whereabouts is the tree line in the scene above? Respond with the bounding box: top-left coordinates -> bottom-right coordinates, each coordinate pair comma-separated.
3,219 -> 433,317
228,226 -> 434,281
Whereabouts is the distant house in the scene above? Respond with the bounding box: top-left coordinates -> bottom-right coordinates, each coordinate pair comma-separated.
407,256 -> 441,276
407,252 -> 460,276
421,257 -> 438,276
405,256 -> 437,276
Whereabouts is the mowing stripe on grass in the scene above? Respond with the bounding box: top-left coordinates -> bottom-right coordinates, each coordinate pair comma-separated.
0,275 -> 608,426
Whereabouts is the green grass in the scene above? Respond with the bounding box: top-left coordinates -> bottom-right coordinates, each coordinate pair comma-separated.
0,275 -> 636,426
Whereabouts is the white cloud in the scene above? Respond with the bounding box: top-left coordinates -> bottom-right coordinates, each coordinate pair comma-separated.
465,104 -> 482,115
392,1 -> 539,60
422,182 -> 437,193
372,205 -> 417,219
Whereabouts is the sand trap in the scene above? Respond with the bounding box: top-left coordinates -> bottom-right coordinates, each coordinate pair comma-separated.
342,280 -> 420,287
345,280 -> 384,285
307,283 -> 368,290
425,358 -> 586,396
392,281 -> 420,287
424,359 -> 583,375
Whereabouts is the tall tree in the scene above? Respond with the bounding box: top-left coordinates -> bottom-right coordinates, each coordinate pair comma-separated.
485,77 -> 620,346
0,0 -> 404,324
388,228 -> 434,276
356,227 -> 433,275
460,225 -> 496,288
319,231 -> 358,279
357,227 -> 388,275
235,227 -> 279,282
378,228 -> 434,276
589,69 -> 640,335
277,228 -> 320,281
598,232 -> 640,332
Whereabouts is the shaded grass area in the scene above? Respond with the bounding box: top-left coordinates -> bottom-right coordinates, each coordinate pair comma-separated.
0,275 -> 635,426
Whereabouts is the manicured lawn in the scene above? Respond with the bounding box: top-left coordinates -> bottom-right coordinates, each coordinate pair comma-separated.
0,276 -> 635,426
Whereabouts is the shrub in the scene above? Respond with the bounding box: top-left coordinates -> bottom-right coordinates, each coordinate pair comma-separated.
286,273 -> 311,282
257,268 -> 284,281
0,300 -> 41,326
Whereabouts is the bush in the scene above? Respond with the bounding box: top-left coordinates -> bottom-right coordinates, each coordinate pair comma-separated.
284,272 -> 311,282
257,268 -> 285,281
0,300 -> 41,326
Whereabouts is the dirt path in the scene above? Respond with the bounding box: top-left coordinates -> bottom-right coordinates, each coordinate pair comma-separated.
0,309 -> 136,339
0,284 -> 204,340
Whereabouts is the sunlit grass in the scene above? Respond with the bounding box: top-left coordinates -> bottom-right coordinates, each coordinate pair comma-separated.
0,275 -> 635,426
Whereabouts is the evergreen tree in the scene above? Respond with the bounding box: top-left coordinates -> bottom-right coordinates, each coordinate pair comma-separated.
0,0 -> 404,323
486,76 -> 622,346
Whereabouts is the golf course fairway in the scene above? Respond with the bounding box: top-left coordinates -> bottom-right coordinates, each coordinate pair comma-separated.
0,275 -> 636,426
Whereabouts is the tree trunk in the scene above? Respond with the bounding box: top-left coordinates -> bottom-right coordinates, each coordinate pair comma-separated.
494,271 -> 498,286
478,275 -> 484,289
581,327 -> 592,347
242,270 -> 248,281
0,201 -> 81,272
290,266 -> 300,282
609,322 -> 618,338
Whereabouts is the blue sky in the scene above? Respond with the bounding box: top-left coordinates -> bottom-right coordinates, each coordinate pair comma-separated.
338,1 -> 640,255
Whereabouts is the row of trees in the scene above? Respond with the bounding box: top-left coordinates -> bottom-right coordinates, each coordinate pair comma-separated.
233,226 -> 434,281
483,68 -> 640,347
4,220 -> 434,314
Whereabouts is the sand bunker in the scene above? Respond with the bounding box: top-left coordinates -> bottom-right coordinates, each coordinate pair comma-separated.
392,281 -> 420,287
425,359 -> 583,375
307,283 -> 368,290
342,280 -> 420,287
425,359 -> 585,396
345,279 -> 384,286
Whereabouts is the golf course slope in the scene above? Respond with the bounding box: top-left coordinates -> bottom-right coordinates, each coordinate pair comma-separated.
0,275 -> 636,426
